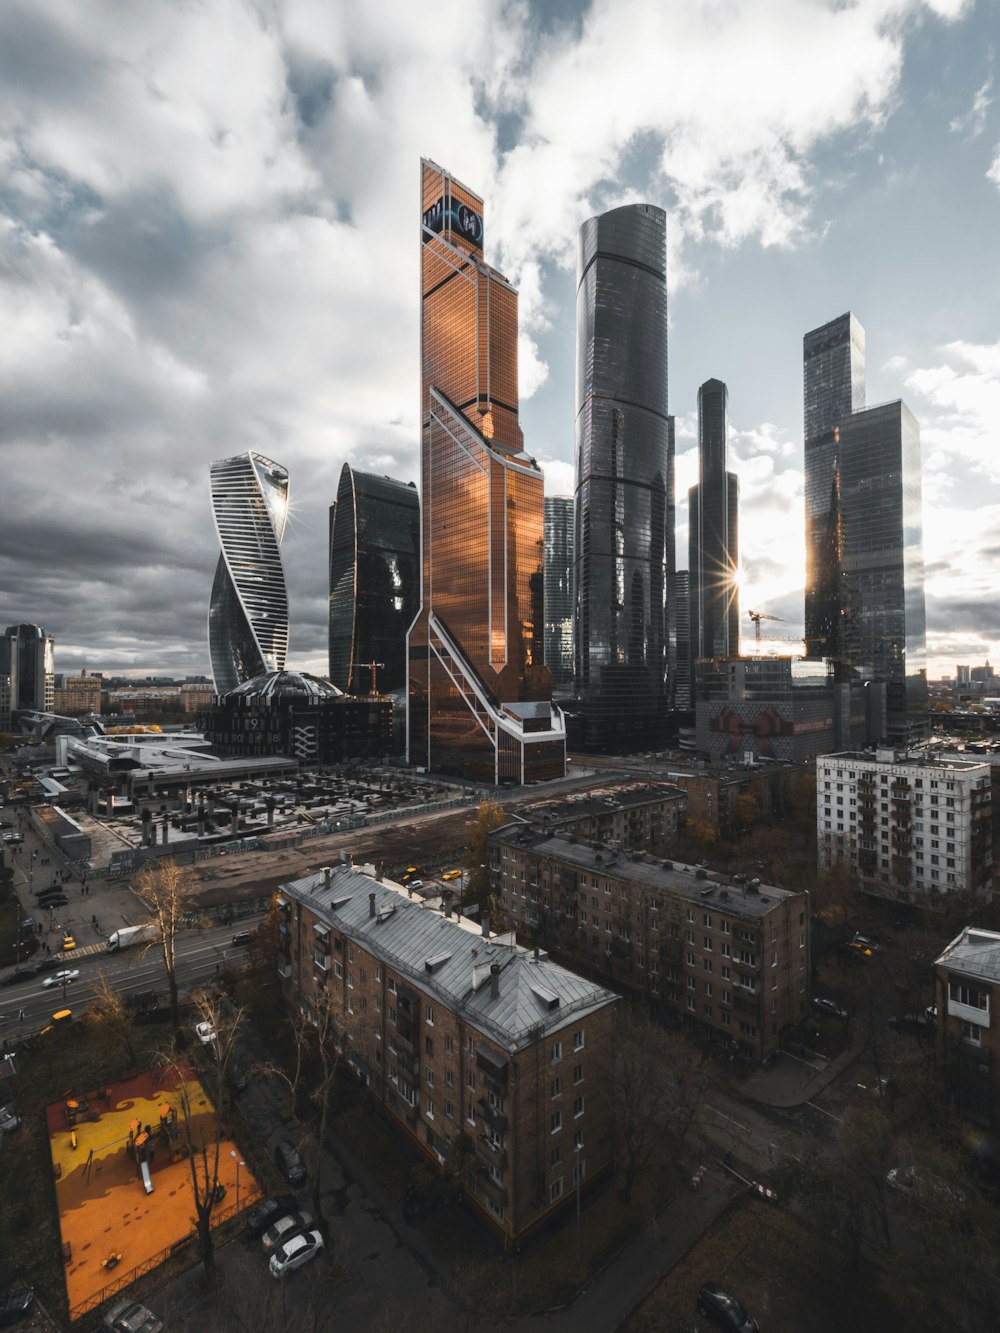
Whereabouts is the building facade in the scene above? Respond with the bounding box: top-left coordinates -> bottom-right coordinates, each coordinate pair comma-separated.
934,927 -> 1000,1131
407,159 -> 564,783
490,824 -> 810,1061
803,313 -> 927,744
0,623 -> 55,729
573,204 -> 673,753
694,656 -> 874,764
276,863 -> 617,1249
201,670 -> 391,763
689,379 -> 739,662
208,451 -> 290,695
816,751 -> 992,900
526,781 -> 686,853
543,496 -> 574,696
328,465 -> 420,696
53,669 -> 102,717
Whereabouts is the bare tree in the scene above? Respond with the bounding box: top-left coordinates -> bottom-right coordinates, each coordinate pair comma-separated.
161,987 -> 244,1279
84,968 -> 137,1064
132,857 -> 201,1030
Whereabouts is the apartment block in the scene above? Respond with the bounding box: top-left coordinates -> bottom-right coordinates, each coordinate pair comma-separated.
526,782 -> 686,853
276,863 -> 617,1250
817,750 -> 992,900
934,927 -> 1000,1130
489,824 -> 810,1061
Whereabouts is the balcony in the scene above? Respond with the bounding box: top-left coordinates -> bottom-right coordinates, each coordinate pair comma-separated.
474,1135 -> 508,1172
476,1171 -> 509,1210
477,1098 -> 508,1134
948,999 -> 990,1028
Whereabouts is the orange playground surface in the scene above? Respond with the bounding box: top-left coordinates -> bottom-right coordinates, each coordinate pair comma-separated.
46,1066 -> 260,1316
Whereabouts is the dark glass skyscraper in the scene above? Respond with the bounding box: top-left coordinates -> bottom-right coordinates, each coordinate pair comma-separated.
328,465 -> 419,695
407,159 -> 564,782
543,496 -> 574,696
803,312 -> 927,742
208,451 -> 289,694
0,623 -> 54,727
689,378 -> 740,660
573,204 -> 672,752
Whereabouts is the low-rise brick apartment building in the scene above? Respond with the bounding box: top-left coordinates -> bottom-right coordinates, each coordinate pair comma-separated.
277,863 -> 618,1250
489,823 -> 810,1061
934,926 -> 1000,1132
527,782 -> 686,852
664,762 -> 800,839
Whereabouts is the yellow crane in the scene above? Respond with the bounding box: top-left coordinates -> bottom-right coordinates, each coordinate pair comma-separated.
354,661 -> 385,695
747,609 -> 783,649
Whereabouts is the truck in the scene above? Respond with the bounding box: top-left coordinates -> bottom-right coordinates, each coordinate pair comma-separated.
106,923 -> 158,953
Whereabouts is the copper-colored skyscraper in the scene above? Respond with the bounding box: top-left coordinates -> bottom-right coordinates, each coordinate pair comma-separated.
407,160 -> 565,782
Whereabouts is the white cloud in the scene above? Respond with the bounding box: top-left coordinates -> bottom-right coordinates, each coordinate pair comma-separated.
949,76 -> 993,138
988,144 -> 1000,189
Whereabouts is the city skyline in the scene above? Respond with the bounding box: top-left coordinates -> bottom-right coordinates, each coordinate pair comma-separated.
1,1 -> 998,681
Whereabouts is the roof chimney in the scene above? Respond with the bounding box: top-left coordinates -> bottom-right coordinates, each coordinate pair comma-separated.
322,866 -> 332,885
375,860 -> 384,883
481,915 -> 490,937
490,963 -> 500,999
369,892 -> 376,919
443,892 -> 453,918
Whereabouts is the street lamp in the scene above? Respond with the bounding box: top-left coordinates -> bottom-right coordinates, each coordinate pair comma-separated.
230,1149 -> 245,1212
575,1139 -> 584,1270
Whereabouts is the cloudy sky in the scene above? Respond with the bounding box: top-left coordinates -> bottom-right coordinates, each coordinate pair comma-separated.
1,0 -> 998,684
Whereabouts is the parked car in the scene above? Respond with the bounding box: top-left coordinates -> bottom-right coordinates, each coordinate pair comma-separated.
261,1209 -> 313,1252
0,1106 -> 21,1135
274,1138 -> 307,1186
34,957 -> 59,973
886,1166 -> 966,1207
852,931 -> 882,952
193,1020 -> 217,1046
888,1012 -> 934,1034
812,996 -> 849,1023
268,1228 -> 324,1277
101,1297 -> 163,1333
42,969 -> 80,987
244,1194 -> 298,1239
697,1281 -> 760,1332
0,1286 -> 34,1328
1,968 -> 36,987
228,1058 -> 249,1093
37,894 -> 68,908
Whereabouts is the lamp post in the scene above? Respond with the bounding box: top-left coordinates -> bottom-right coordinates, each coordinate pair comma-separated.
231,1149 -> 245,1212
575,1139 -> 584,1271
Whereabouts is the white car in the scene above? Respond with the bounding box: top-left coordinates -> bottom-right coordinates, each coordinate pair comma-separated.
268,1228 -> 324,1277
261,1209 -> 313,1252
102,1298 -> 163,1333
42,969 -> 80,987
193,1021 -> 217,1045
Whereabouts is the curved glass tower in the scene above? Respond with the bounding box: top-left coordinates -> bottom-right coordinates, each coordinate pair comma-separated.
573,203 -> 672,751
208,451 -> 290,694
328,464 -> 419,695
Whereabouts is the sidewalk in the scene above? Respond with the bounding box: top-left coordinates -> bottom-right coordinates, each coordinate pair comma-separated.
739,1033 -> 867,1108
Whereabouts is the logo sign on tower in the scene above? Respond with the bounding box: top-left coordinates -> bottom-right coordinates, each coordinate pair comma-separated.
422,196 -> 483,251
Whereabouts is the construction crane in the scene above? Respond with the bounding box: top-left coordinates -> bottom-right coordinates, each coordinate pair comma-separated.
353,661 -> 385,695
747,609 -> 784,648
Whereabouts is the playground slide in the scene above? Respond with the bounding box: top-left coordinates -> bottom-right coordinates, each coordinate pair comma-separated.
141,1159 -> 153,1194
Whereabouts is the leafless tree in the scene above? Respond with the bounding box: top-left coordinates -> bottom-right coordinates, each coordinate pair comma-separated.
84,968 -> 137,1064
132,857 -> 202,1030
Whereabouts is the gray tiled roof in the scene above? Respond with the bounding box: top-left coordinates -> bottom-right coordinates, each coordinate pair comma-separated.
281,865 -> 617,1053
935,927 -> 1000,983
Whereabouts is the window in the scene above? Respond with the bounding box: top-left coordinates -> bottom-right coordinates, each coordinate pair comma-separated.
550,1077 -> 562,1099
550,1146 -> 562,1167
573,1062 -> 584,1084
445,1033 -> 453,1055
573,1030 -> 585,1052
703,936 -> 712,951
445,1068 -> 454,1088
467,1070 -> 476,1089
551,1041 -> 562,1063
949,981 -> 988,1011
961,1022 -> 981,1046
334,960 -> 343,979
387,977 -> 396,994
375,967 -> 382,982
550,1111 -> 562,1134
425,1097 -> 434,1120
573,1096 -> 584,1118
425,1036 -> 434,1056
549,1177 -> 564,1202
445,1099 -> 454,1119
426,1004 -> 434,1026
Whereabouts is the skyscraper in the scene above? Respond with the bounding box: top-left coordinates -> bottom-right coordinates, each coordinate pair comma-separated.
328,464 -> 419,695
0,623 -> 54,728
208,451 -> 290,695
543,496 -> 574,696
573,203 -> 672,752
689,378 -> 740,660
407,159 -> 564,782
803,312 -> 927,742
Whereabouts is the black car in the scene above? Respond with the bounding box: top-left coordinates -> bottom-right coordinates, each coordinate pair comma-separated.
812,996 -> 849,1023
231,930 -> 252,947
698,1281 -> 760,1332
888,1012 -> 934,1034
274,1138 -> 307,1186
244,1193 -> 298,1239
0,1285 -> 34,1328
1,967 -> 37,987
37,893 -> 68,908
34,957 -> 60,974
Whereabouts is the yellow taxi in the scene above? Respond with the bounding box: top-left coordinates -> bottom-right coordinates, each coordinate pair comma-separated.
442,868 -> 463,881
62,934 -> 77,951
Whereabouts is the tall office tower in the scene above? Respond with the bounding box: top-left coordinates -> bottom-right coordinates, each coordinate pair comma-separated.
407,159 -> 565,782
328,464 -> 419,695
573,204 -> 672,752
0,623 -> 55,727
670,570 -> 691,709
803,313 -> 927,743
689,379 -> 740,662
208,451 -> 290,695
544,496 -> 574,696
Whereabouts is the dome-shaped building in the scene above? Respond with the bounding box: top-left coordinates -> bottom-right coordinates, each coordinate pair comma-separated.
201,670 -> 391,763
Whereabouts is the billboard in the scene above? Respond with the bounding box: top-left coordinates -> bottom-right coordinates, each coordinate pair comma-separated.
422,195 -> 484,251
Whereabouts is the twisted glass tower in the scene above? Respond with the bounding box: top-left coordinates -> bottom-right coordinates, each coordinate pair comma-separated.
208,451 -> 290,694
407,158 -> 564,783
573,203 -> 672,751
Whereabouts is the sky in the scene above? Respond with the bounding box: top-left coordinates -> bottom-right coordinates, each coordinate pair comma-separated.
1,0 -> 998,683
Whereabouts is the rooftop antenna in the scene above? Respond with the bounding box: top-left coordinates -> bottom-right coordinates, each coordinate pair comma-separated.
353,661 -> 385,695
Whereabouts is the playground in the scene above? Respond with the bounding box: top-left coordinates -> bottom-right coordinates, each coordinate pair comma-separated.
46,1065 -> 260,1316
